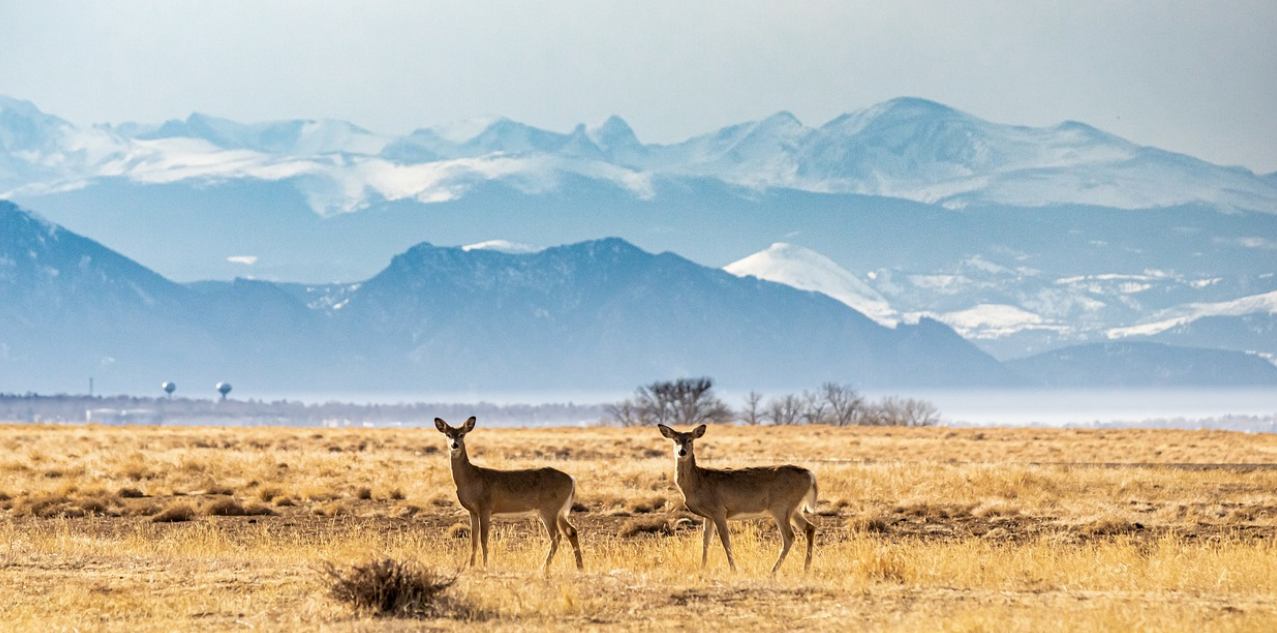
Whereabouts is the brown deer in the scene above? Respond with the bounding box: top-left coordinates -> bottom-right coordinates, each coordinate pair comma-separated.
434,416 -> 583,574
657,423 -> 817,573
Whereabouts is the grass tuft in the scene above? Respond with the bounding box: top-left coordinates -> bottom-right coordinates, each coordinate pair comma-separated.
619,517 -> 674,538
323,558 -> 458,618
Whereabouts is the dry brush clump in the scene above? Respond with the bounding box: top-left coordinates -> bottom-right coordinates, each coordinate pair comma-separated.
200,498 -> 275,517
151,502 -> 196,523
322,558 -> 461,619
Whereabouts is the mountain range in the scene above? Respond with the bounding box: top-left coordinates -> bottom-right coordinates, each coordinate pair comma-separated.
2,95 -> 1275,380
6,95 -> 1275,214
3,202 -> 1273,394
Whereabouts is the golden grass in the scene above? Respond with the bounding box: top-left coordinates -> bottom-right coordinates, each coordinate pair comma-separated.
0,423 -> 1275,631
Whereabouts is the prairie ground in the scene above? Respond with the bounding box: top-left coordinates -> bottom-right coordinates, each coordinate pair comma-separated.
1,423 -> 1276,631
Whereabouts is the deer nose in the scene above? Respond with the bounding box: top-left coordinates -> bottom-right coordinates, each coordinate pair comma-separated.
678,448 -> 687,457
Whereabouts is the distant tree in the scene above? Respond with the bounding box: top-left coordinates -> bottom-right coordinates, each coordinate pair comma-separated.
800,390 -> 828,424
605,377 -> 732,427
765,394 -> 804,426
821,382 -> 864,426
603,398 -> 645,427
740,391 -> 764,426
861,396 -> 940,427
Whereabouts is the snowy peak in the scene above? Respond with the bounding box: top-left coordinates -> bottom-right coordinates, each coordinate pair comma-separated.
724,242 -> 897,325
589,115 -> 640,150
0,95 -> 75,152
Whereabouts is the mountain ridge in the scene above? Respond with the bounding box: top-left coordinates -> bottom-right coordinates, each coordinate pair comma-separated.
0,202 -> 1022,393
4,94 -> 1275,215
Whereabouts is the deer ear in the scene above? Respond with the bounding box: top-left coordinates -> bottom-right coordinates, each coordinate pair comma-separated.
691,424 -> 707,438
657,424 -> 676,439
462,416 -> 477,433
434,418 -> 448,433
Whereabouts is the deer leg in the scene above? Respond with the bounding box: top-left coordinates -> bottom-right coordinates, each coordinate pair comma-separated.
712,514 -> 737,572
467,511 -> 480,568
558,515 -> 584,571
540,512 -> 560,575
478,511 -> 492,568
771,511 -> 796,575
792,512 -> 817,572
701,518 -> 713,568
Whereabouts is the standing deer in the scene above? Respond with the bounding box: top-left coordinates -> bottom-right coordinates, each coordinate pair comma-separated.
434,416 -> 584,574
657,423 -> 817,573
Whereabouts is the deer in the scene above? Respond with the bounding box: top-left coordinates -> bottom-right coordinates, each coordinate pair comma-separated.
434,416 -> 584,575
657,423 -> 817,574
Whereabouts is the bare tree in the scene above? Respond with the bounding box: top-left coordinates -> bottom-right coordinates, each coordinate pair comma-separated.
821,382 -> 864,426
861,396 -> 940,427
603,398 -> 645,427
607,378 -> 732,427
740,391 -> 764,426
800,390 -> 828,425
895,397 -> 940,427
765,394 -> 804,426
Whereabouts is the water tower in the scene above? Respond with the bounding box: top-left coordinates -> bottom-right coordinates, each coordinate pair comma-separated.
161,381 -> 176,399
216,382 -> 232,401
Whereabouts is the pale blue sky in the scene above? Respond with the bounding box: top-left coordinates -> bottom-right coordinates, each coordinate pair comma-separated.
2,0 -> 1274,171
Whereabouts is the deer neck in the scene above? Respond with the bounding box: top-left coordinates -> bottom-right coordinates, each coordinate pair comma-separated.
675,451 -> 700,489
449,446 -> 476,483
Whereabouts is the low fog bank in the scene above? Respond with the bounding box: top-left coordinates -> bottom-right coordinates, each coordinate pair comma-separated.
2,388 -> 1274,433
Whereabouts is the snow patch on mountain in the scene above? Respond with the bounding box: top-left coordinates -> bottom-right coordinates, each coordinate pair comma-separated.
462,239 -> 543,254
1107,290 -> 1277,338
911,304 -> 1065,339
724,242 -> 897,325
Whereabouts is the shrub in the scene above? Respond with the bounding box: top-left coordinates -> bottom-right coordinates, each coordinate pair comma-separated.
323,559 -> 457,618
849,514 -> 891,534
151,503 -> 197,523
202,498 -> 246,516
117,487 -> 146,498
625,495 -> 667,514
619,517 -> 674,538
445,523 -> 470,540
77,497 -> 111,515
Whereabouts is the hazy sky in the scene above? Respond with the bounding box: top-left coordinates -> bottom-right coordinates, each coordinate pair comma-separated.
2,0 -> 1275,171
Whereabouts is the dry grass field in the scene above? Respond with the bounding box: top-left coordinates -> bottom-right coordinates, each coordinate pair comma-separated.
2,422 -> 1276,631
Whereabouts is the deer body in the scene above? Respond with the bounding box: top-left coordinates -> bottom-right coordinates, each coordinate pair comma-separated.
436,417 -> 583,574
661,424 -> 817,573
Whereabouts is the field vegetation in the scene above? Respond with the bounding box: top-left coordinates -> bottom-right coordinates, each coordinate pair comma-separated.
1,423 -> 1275,631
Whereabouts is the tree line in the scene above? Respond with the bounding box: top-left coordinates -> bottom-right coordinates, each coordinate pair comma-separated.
603,378 -> 940,427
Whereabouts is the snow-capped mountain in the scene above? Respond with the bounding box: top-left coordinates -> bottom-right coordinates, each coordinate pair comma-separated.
724,242 -> 897,325
3,95 -> 1276,215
